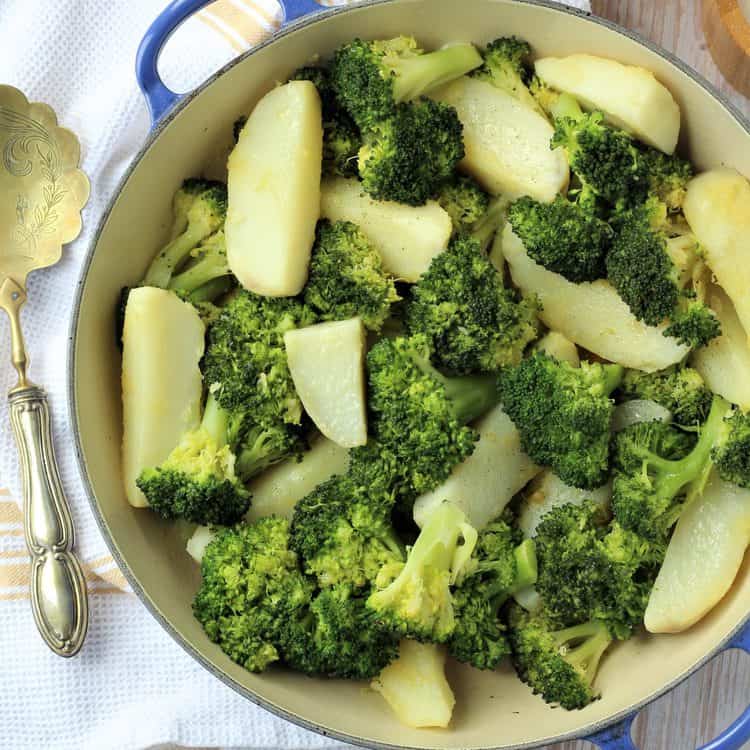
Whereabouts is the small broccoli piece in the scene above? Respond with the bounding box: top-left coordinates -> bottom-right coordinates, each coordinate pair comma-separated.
640,148 -> 693,211
144,179 -> 227,288
436,174 -> 491,234
406,234 -> 538,374
508,195 -> 613,282
304,220 -> 400,331
663,296 -> 722,349
612,395 -> 732,540
136,394 -> 250,525
358,99 -> 464,206
713,409 -> 750,489
168,230 -> 231,298
367,502 -> 478,642
193,517 -> 313,672
331,36 -> 482,130
366,334 -> 501,496
499,353 -> 624,489
509,604 -> 613,710
618,366 -> 713,426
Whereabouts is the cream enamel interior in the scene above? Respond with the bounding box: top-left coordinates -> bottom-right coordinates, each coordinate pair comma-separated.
70,2 -> 750,748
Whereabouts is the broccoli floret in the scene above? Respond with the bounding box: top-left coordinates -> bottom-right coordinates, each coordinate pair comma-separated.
367,502 -> 478,642
366,335 -> 501,496
358,99 -> 464,206
143,179 -> 227,288
472,36 -> 542,114
136,394 -> 250,525
663,296 -> 722,349
508,195 -> 613,282
611,395 -> 732,540
193,518 -> 313,672
640,148 -> 693,211
168,230 -> 231,298
509,604 -> 613,710
714,409 -> 750,489
331,36 -> 482,130
499,353 -> 624,489
619,366 -> 713,426
406,234 -> 538,374
436,174 -> 491,234
304,220 -> 400,331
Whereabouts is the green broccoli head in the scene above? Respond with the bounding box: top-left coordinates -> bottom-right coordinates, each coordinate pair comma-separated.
499,352 -> 624,490
509,604 -> 613,710
663,295 -> 722,349
508,195 -> 613,283
713,409 -> 750,489
358,99 -> 464,206
406,234 -> 539,374
331,36 -> 481,130
619,365 -> 713,426
193,518 -> 313,672
640,148 -> 694,211
304,220 -> 400,331
436,174 -> 491,234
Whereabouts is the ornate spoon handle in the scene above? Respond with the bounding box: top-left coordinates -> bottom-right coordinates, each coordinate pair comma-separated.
9,386 -> 88,656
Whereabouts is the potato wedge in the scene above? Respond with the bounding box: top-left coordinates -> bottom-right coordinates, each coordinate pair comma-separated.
284,318 -> 367,447
691,284 -> 750,411
320,176 -> 451,281
535,331 -> 580,366
431,76 -> 569,201
372,640 -> 455,729
683,169 -> 750,342
413,404 -> 539,530
226,81 -> 322,296
534,54 -> 680,154
121,288 -> 205,508
645,472 -> 750,633
500,225 -> 689,371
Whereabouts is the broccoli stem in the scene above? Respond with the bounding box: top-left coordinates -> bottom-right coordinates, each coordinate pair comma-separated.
552,620 -> 612,685
551,92 -> 584,122
169,254 -> 229,295
188,277 -> 234,304
201,393 -> 230,448
391,43 -> 482,102
513,539 -> 538,591
144,226 -> 207,288
471,196 -> 510,252
601,364 -> 626,397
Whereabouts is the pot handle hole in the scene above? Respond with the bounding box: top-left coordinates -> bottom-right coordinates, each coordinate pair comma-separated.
136,0 -> 324,127
585,620 -> 750,750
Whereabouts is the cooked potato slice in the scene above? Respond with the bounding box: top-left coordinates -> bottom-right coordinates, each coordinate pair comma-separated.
500,225 -> 689,371
121,288 -> 205,508
645,472 -> 750,633
691,284 -> 750,411
535,331 -> 580,366
413,404 -> 539,530
226,81 -> 322,296
186,525 -> 216,564
534,54 -> 680,154
320,176 -> 451,281
431,77 -> 569,201
372,640 -> 455,729
683,169 -> 750,341
284,318 -> 367,447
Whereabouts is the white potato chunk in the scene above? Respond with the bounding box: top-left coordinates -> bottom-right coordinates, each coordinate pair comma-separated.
645,472 -> 750,633
284,318 -> 367,447
226,81 -> 322,296
611,399 -> 672,433
683,169 -> 750,342
186,525 -> 216,564
500,225 -> 689,371
534,54 -> 680,154
121,288 -> 204,507
535,331 -> 580,366
371,640 -> 455,729
691,284 -> 750,411
431,76 -> 569,201
320,176 -> 451,281
413,404 -> 539,531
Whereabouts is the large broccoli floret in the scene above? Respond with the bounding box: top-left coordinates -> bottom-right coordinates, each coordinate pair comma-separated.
618,365 -> 713,426
436,174 -> 490,234
144,179 -> 227,288
406,235 -> 539,374
136,394 -> 250,525
367,502 -> 478,642
499,353 -> 624,489
366,334 -> 501,496
509,604 -> 613,710
304,220 -> 400,331
611,395 -> 732,541
331,36 -> 482,130
714,409 -> 750,489
508,194 -> 613,282
193,518 -> 313,672
358,99 -> 464,206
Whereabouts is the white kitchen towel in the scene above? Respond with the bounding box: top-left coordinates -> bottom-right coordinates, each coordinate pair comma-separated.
0,2 -> 589,749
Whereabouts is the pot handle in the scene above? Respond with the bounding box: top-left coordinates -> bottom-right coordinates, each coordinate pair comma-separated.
136,0 -> 324,126
585,620 -> 750,750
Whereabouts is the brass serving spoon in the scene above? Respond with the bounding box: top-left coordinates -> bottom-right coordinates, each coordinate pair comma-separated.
0,85 -> 89,656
